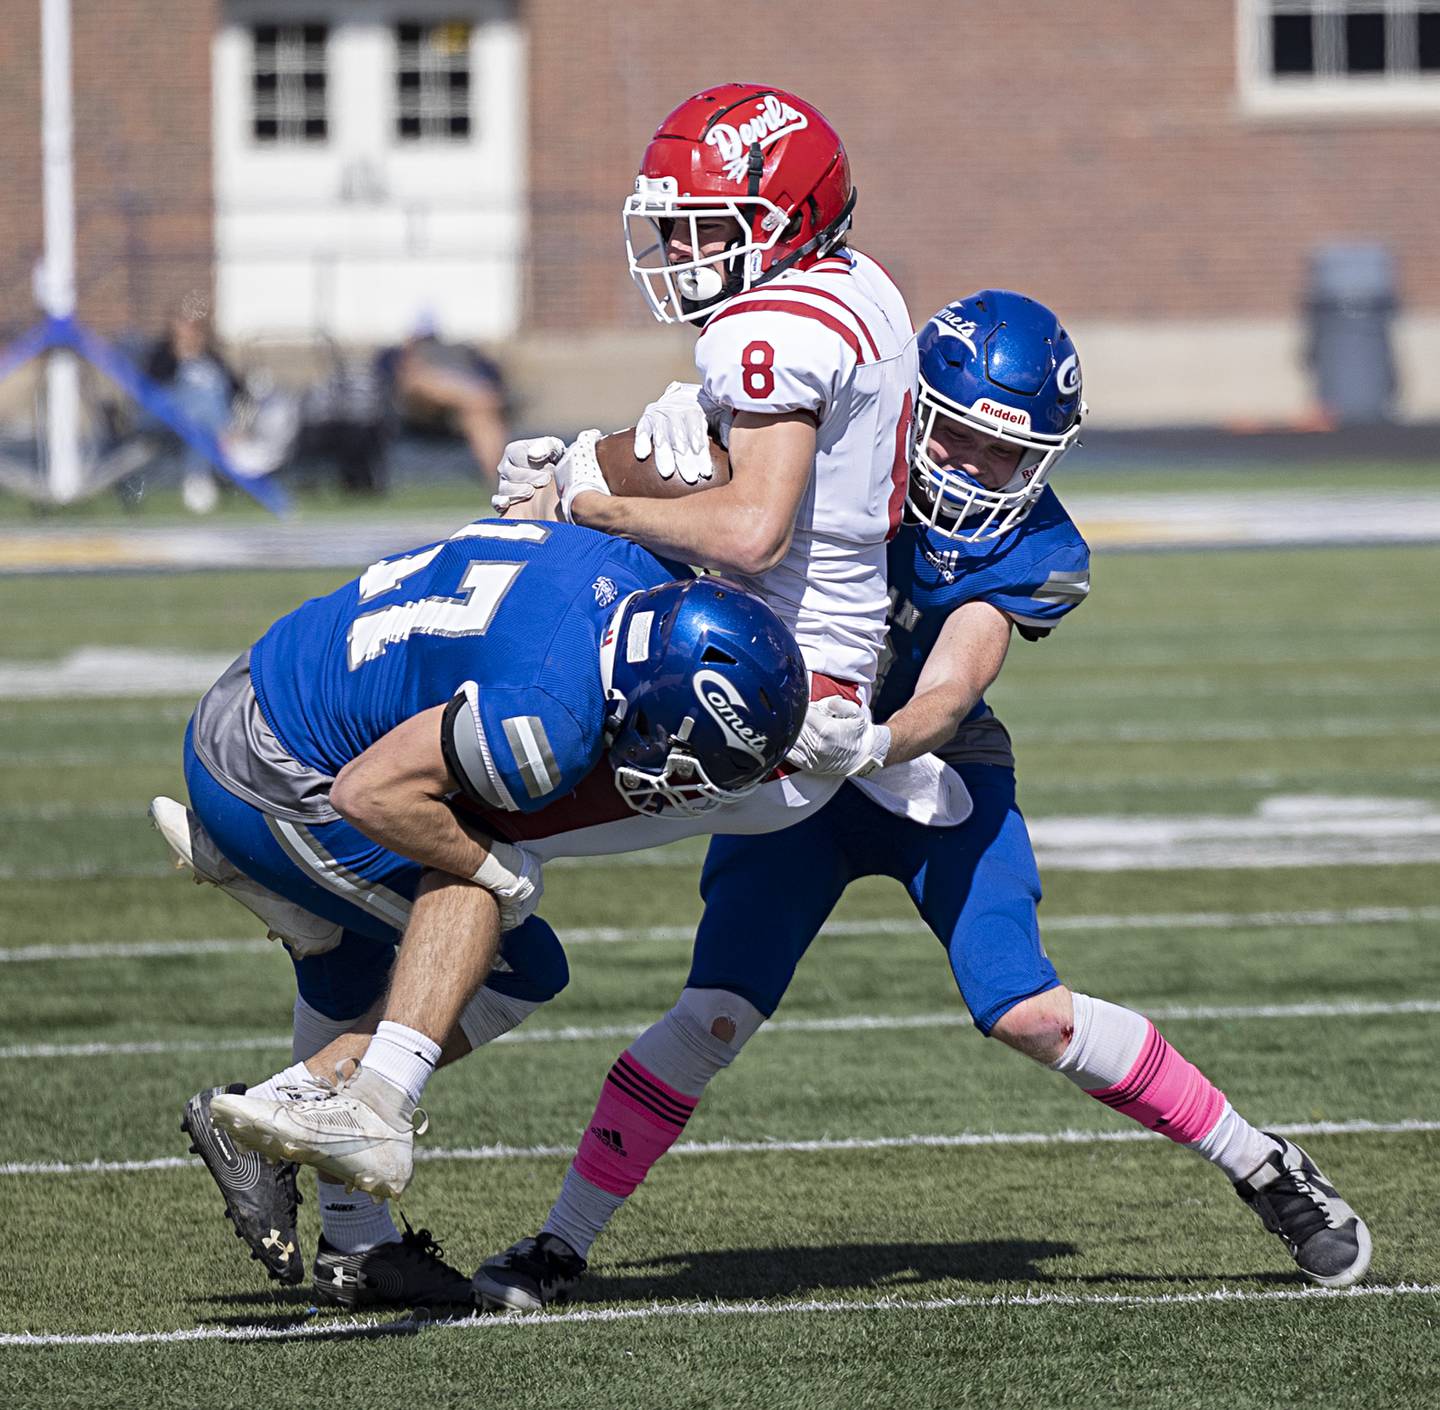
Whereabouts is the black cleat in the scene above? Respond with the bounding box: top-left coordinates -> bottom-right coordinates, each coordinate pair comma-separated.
312,1224 -> 473,1311
1235,1133 -> 1372,1288
182,1083 -> 303,1285
473,1232 -> 587,1312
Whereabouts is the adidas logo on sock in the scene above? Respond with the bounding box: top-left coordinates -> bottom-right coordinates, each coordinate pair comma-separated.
592,1125 -> 628,1158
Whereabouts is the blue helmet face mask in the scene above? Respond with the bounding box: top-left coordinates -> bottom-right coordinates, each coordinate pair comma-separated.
600,577 -> 810,817
908,290 -> 1085,544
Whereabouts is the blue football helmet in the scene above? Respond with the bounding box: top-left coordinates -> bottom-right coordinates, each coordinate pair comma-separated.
601,577 -> 809,817
908,290 -> 1084,542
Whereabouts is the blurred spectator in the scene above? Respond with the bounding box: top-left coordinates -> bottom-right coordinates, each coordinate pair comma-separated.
145,303 -> 239,514
296,350 -> 389,496
377,316 -> 511,485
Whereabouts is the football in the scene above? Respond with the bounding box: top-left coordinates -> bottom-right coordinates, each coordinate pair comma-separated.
594,426 -> 731,499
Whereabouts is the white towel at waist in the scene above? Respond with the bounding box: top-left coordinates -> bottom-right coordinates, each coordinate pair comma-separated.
849,751 -> 972,827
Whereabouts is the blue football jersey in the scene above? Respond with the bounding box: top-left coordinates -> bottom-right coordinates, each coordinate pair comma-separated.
875,487 -> 1090,767
249,520 -> 678,813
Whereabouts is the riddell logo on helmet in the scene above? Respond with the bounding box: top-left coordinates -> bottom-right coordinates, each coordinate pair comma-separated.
973,398 -> 1031,430
705,95 -> 809,182
693,669 -> 769,762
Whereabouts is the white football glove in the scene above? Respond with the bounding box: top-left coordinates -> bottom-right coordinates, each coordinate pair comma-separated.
784,696 -> 892,778
554,429 -> 613,523
471,838 -> 544,932
634,381 -> 713,485
492,435 -> 566,514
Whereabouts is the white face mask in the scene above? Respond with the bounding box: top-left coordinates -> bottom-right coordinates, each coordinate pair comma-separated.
623,178 -> 793,326
907,384 -> 1084,543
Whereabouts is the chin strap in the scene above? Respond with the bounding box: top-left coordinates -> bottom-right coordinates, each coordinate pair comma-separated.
598,592 -> 640,743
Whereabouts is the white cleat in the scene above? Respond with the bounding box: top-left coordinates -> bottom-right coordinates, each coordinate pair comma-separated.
148,796 -> 342,956
210,1066 -> 426,1202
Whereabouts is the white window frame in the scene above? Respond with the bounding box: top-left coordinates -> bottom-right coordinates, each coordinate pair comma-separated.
1237,0 -> 1440,116
394,18 -> 475,143
249,19 -> 331,146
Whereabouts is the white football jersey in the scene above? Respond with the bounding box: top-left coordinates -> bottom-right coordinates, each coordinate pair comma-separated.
694,248 -> 916,685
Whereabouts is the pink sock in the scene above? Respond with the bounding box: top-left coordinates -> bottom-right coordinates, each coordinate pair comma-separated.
572,1051 -> 698,1197
1054,994 -> 1276,1178
1054,993 -> 1225,1143
1086,1023 -> 1226,1141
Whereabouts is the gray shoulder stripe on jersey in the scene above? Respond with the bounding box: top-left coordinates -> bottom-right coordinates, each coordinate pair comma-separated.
445,684 -> 513,812
503,715 -> 559,800
264,817 -> 412,931
1043,569 -> 1090,587
466,684 -> 519,812
1033,587 -> 1088,606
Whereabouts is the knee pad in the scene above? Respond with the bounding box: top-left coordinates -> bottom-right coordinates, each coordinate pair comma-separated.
289,931 -> 394,1024
628,986 -> 765,1096
487,916 -> 570,1005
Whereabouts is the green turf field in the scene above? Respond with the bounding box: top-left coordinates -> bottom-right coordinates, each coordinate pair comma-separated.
0,529 -> 1437,1408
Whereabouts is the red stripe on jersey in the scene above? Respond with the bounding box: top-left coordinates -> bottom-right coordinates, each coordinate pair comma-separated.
772,673 -> 864,779
767,283 -> 882,361
706,298 -> 867,364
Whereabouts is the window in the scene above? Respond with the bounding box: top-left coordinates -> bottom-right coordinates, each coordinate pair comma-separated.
1242,2 -> 1440,111
251,23 -> 329,143
395,20 -> 473,141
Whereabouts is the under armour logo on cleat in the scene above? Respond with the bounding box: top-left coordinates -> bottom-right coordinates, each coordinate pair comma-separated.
262,1231 -> 296,1262
592,1126 -> 628,1158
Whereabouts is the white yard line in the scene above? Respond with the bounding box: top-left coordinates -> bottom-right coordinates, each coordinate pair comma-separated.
5,990 -> 1438,1064
9,793 -> 1440,879
3,995 -> 1438,1064
1,1280 -> 1437,1348
3,1117 -> 1436,1180
6,903 -> 1435,965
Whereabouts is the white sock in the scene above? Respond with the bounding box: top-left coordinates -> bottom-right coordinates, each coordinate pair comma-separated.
1051,993 -> 1149,1088
362,1021 -> 441,1106
1054,995 -> 1279,1181
317,1177 -> 401,1253
1189,1101 -> 1281,1182
246,1061 -> 320,1103
542,1166 -> 626,1262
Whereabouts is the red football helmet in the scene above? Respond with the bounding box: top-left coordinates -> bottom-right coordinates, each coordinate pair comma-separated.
623,84 -> 857,324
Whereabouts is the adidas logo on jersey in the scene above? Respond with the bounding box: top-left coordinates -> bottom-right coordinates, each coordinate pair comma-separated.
705,94 -> 809,182
921,545 -> 961,582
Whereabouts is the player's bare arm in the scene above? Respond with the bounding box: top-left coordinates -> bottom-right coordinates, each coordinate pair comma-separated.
881,601 -> 1012,766
570,409 -> 816,576
330,705 -> 513,882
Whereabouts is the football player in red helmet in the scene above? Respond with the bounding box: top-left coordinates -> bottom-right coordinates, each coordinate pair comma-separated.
622,85 -> 857,324
501,84 -> 915,706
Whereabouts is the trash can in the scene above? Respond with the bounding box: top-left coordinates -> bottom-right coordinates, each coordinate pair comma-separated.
1305,242 -> 1399,424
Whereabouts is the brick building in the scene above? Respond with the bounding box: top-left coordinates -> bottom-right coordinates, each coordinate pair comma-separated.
2,0 -> 1438,426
